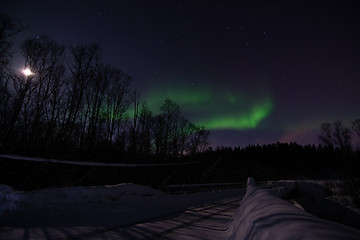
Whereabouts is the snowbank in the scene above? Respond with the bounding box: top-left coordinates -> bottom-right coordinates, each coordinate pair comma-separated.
0,183 -> 163,227
0,185 -> 23,215
227,178 -> 360,240
0,183 -> 242,228
1,184 -> 157,212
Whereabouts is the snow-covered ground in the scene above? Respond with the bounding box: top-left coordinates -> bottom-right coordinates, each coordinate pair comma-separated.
0,183 -> 242,227
1,154 -> 360,239
0,183 -> 244,239
2,179 -> 360,240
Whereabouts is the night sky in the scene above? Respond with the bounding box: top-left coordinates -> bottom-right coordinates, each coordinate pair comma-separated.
2,1 -> 360,147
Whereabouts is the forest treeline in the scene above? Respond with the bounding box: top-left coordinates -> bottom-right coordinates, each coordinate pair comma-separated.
1,141 -> 359,190
0,14 -> 209,162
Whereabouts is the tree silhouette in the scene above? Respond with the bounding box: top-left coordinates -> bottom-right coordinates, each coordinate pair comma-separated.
22,36 -> 65,151
0,14 -> 24,66
0,22 -> 211,162
319,120 -> 351,151
0,14 -> 24,151
352,119 -> 360,151
151,98 -> 209,161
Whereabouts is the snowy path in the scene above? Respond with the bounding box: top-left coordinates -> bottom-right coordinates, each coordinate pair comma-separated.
0,183 -> 245,240
80,196 -> 242,240
0,195 -> 243,240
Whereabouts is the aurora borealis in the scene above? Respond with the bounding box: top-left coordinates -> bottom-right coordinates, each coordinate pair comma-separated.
3,1 -> 360,147
144,83 -> 274,131
198,99 -> 273,130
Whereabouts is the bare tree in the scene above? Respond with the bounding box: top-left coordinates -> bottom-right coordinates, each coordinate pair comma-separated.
0,14 -> 24,66
319,122 -> 335,149
128,91 -> 141,155
319,121 -> 351,151
187,125 -> 209,155
352,119 -> 360,150
152,116 -> 164,160
20,36 -> 65,149
103,67 -> 131,148
83,63 -> 110,150
161,98 -> 181,158
60,43 -> 100,149
0,21 -> 211,161
151,98 -> 209,160
5,71 -> 35,145
0,14 -> 24,149
177,117 -> 192,157
137,102 -> 153,156
333,120 -> 351,152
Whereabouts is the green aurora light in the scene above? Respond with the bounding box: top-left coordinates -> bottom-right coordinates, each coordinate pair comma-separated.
196,99 -> 273,130
144,84 -> 274,130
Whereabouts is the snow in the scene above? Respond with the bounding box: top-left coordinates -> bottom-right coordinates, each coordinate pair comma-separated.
0,185 -> 21,215
0,184 -> 242,226
1,176 -> 360,239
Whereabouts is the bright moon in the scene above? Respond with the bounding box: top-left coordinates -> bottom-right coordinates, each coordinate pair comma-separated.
22,68 -> 33,76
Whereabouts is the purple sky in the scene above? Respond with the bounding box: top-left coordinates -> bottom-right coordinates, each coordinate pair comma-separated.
2,0 -> 360,147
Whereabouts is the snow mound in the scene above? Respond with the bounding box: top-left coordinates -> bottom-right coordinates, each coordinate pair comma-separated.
0,185 -> 25,215
227,178 -> 360,240
0,183 -> 159,216
0,183 -> 242,228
